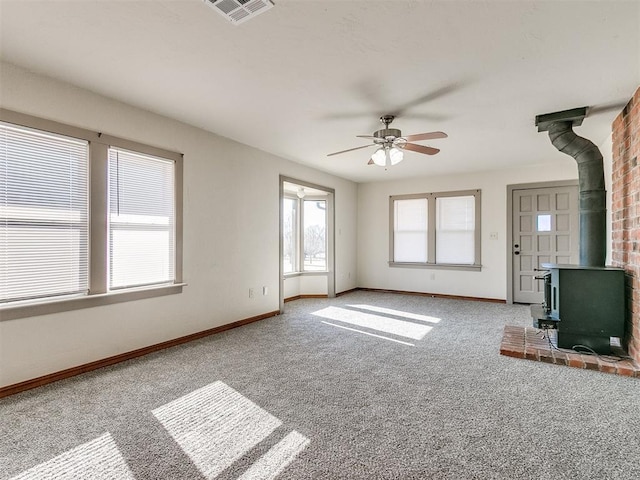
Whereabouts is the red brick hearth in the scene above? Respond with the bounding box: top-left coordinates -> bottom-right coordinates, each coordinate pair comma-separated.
500,325 -> 639,377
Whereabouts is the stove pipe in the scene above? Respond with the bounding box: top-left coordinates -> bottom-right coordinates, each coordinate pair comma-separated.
535,107 -> 606,267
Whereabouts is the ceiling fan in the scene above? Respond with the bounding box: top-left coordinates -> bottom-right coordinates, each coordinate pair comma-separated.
327,115 -> 447,167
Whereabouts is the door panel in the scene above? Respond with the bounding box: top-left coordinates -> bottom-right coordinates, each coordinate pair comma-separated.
512,185 -> 579,303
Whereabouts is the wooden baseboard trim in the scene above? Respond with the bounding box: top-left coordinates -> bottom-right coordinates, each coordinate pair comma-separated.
356,288 -> 506,303
283,288 -> 503,304
336,288 -> 359,297
0,310 -> 280,399
284,294 -> 328,303
285,290 -> 357,302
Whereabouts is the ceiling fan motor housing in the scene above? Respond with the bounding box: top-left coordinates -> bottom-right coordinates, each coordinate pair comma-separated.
374,128 -> 401,140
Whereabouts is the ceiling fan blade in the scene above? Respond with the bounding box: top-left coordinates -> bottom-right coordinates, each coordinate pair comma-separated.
404,131 -> 448,142
367,159 -> 375,165
403,143 -> 440,155
327,144 -> 374,157
356,135 -> 387,142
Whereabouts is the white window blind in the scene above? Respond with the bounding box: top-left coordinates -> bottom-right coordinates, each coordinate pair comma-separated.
436,195 -> 475,264
108,148 -> 175,290
394,198 -> 428,263
0,122 -> 89,303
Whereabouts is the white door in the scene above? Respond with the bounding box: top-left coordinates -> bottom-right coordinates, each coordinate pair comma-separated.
512,185 -> 579,303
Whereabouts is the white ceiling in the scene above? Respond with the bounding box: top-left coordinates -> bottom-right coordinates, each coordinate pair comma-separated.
283,181 -> 327,197
1,0 -> 638,183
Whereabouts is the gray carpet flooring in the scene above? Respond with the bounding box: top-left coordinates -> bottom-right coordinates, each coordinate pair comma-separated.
1,291 -> 639,479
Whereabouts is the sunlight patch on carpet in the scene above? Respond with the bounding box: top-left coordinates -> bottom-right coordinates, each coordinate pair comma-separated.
238,430 -> 310,480
321,321 -> 415,346
152,381 -> 281,479
9,433 -> 135,480
312,306 -> 432,340
347,304 -> 441,324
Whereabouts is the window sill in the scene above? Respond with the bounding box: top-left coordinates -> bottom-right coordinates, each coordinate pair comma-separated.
388,262 -> 482,272
0,283 -> 186,321
284,271 -> 329,278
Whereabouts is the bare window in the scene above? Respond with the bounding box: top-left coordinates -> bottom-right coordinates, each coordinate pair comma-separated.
303,200 -> 327,271
537,214 -> 552,232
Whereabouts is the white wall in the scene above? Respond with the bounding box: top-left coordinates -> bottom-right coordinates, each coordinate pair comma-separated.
357,163 -> 579,301
0,63 -> 358,387
283,275 -> 328,299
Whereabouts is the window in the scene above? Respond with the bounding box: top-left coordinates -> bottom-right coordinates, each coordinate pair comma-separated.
435,195 -> 475,264
108,148 -> 175,289
390,190 -> 481,270
537,214 -> 551,232
282,193 -> 328,274
1,123 -> 89,303
303,199 -> 327,271
393,198 -> 428,263
282,197 -> 297,274
0,110 -> 183,320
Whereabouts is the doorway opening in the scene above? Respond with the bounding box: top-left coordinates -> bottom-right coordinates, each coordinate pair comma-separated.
279,176 -> 335,312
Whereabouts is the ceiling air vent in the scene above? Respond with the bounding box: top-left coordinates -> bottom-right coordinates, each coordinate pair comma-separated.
204,0 -> 274,25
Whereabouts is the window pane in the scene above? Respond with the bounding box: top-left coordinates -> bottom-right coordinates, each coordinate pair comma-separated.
303,200 -> 326,271
537,214 -> 551,232
282,198 -> 297,274
394,198 -> 427,262
436,196 -> 475,264
108,148 -> 175,289
0,122 -> 89,303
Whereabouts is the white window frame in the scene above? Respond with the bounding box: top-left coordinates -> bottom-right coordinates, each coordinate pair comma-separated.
0,108 -> 184,321
389,189 -> 481,271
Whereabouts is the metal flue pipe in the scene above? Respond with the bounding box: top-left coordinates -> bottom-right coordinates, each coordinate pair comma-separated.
536,107 -> 606,267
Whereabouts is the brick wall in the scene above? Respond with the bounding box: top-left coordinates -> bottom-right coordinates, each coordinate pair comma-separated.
611,86 -> 640,364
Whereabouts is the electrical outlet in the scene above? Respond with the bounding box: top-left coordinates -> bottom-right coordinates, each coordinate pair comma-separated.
430,273 -> 436,280
263,286 -> 268,296
249,288 -> 254,298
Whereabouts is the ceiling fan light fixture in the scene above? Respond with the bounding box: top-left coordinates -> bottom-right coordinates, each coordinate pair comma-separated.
389,147 -> 404,165
371,147 -> 387,166
326,114 -> 447,167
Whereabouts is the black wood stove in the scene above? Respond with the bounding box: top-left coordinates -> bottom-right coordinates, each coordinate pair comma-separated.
531,264 -> 625,353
